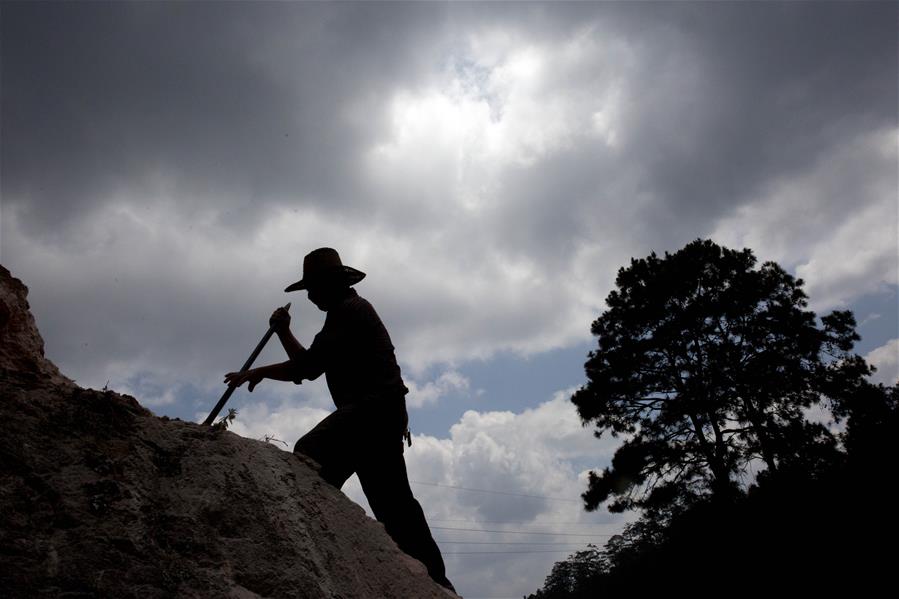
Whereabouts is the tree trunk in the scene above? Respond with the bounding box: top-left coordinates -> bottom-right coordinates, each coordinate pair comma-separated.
687,412 -> 731,496
741,396 -> 778,475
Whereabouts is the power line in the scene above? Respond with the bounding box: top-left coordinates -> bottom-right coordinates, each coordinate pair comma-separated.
411,480 -> 580,503
436,541 -> 596,546
431,518 -> 610,527
444,549 -> 591,555
432,526 -> 613,537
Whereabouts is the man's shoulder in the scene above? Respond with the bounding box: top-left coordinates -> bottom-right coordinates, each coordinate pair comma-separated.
336,292 -> 379,321
347,293 -> 379,317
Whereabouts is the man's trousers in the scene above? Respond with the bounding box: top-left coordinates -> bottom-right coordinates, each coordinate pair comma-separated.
293,399 -> 452,590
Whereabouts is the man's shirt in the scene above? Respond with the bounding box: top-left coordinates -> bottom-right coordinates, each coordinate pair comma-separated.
294,288 -> 409,408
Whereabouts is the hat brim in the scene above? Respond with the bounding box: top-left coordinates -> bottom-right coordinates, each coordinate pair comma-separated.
284,266 -> 366,292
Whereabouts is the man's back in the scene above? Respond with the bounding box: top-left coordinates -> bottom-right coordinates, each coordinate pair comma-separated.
302,288 -> 409,408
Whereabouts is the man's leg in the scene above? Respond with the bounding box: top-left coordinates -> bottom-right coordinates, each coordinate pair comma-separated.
357,437 -> 454,592
293,409 -> 355,489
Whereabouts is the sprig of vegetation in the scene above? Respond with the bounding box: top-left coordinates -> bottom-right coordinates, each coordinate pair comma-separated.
212,408 -> 238,431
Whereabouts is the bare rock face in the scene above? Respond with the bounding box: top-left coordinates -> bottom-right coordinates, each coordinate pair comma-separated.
0,265 -> 71,386
0,265 -> 452,598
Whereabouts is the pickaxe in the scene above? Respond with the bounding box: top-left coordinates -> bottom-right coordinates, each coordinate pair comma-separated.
203,302 -> 291,426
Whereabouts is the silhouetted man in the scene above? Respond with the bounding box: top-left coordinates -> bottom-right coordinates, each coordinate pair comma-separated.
225,247 -> 454,593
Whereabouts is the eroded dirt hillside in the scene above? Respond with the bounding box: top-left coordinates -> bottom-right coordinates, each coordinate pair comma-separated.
0,265 -> 452,598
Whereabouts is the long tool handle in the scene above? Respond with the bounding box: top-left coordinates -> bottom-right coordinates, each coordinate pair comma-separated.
203,302 -> 291,426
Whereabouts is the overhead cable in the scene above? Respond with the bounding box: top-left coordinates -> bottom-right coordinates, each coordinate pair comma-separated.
410,480 -> 580,502
431,526 -> 613,537
444,549 -> 595,555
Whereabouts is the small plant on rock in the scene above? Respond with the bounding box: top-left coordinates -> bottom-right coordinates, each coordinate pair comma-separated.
212,408 -> 238,431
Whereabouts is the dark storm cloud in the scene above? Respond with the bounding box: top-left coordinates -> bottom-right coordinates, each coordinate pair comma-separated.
616,1 -> 896,226
4,1 -> 894,244
2,1 -> 453,236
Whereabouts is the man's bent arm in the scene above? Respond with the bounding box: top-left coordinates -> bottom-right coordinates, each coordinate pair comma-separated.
270,305 -> 308,366
277,328 -> 307,364
224,360 -> 298,392
254,360 -> 299,382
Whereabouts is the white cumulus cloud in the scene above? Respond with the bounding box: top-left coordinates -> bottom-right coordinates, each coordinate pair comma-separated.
866,339 -> 899,386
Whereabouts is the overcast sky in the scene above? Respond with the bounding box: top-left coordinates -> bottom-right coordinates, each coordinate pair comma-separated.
2,2 -> 897,598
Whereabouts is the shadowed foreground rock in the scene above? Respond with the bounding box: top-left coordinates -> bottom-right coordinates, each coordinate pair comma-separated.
0,265 -> 455,598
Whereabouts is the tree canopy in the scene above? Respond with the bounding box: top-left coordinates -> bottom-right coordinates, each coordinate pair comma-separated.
571,239 -> 865,512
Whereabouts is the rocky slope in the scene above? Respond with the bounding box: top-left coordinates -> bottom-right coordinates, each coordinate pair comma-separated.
0,265 -> 453,598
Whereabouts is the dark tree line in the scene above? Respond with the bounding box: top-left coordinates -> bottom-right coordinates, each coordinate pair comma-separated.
528,240 -> 898,597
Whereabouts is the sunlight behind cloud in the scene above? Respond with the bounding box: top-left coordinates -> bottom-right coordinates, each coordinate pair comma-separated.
368,28 -> 625,213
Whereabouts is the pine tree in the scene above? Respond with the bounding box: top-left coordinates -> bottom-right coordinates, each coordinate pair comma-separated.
572,239 -> 863,512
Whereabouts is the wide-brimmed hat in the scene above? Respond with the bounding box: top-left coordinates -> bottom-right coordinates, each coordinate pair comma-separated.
284,247 -> 366,292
